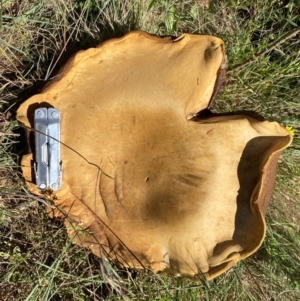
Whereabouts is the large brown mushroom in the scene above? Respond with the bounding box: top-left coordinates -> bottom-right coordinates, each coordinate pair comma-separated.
17,31 -> 292,280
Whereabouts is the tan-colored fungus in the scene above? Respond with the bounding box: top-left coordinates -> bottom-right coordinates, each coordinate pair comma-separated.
17,31 -> 292,281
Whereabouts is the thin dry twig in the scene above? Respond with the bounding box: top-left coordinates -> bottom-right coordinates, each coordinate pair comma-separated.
242,261 -> 269,301
0,132 -> 19,137
230,27 -> 300,71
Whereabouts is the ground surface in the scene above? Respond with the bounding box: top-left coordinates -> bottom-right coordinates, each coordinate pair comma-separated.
0,0 -> 300,300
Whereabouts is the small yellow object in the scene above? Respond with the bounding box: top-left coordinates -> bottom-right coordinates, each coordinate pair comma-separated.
286,126 -> 295,136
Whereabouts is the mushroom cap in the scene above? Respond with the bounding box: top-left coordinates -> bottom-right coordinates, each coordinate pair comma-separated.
17,31 -> 292,280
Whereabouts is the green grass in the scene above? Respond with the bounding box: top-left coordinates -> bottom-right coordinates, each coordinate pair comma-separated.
1,0 -> 300,300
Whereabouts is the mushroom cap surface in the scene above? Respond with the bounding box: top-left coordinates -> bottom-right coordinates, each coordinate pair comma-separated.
17,31 -> 292,280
